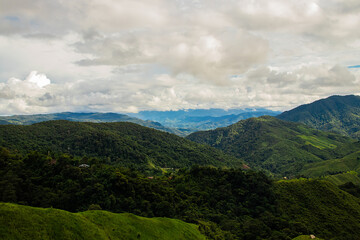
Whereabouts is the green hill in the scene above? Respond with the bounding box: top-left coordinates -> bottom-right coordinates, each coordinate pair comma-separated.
186,116 -> 357,176
0,112 -> 186,136
0,120 -> 242,172
276,179 -> 360,240
277,95 -> 360,139
300,151 -> 360,178
0,203 -> 206,240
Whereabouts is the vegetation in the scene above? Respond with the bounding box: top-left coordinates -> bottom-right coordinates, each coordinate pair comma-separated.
277,94 -> 360,139
276,179 -> 360,240
0,202 -> 206,240
0,121 -> 243,173
187,116 -> 358,176
0,147 -> 299,239
300,151 -> 360,178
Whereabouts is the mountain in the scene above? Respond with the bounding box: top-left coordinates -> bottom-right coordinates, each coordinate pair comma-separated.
277,179 -> 360,240
0,112 -> 186,136
186,116 -> 358,176
277,95 -> 360,139
130,108 -> 281,133
0,120 -> 243,172
0,203 -> 206,240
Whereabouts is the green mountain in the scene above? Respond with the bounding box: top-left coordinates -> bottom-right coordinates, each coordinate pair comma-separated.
0,112 -> 186,136
186,116 -> 358,176
0,120 -> 242,172
277,179 -> 360,240
0,203 -> 206,240
277,95 -> 360,139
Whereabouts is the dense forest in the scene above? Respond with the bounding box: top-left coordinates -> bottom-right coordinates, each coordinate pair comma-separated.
0,121 -> 243,174
2,147 -> 360,239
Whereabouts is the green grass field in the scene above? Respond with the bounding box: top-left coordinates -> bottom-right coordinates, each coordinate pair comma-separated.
0,203 -> 206,240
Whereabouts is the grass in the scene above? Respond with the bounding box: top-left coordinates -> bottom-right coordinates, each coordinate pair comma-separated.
0,203 -> 206,240
324,171 -> 360,186
301,151 -> 360,177
292,235 -> 324,240
297,135 -> 336,149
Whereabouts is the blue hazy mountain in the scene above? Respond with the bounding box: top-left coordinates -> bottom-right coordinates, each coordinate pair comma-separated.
129,108 -> 281,131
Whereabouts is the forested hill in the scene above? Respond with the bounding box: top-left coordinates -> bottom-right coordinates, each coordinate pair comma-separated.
187,116 -> 358,176
0,112 -> 185,136
277,95 -> 360,139
0,120 -> 242,172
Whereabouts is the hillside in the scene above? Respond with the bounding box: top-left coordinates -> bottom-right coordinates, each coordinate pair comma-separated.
0,203 -> 206,240
186,116 -> 358,176
277,95 -> 360,139
0,120 -> 242,172
276,179 -> 360,240
0,112 -> 186,136
300,151 -> 360,178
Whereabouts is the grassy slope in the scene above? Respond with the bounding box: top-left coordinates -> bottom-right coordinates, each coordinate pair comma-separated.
324,171 -> 360,186
187,116 -> 357,176
276,179 -> 360,239
0,203 -> 206,240
0,120 -> 242,170
292,236 -> 324,240
300,151 -> 360,177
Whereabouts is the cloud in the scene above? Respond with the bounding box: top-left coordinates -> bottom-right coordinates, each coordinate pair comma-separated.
1,0 -> 360,114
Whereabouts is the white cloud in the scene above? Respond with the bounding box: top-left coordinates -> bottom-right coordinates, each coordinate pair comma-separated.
1,0 -> 360,114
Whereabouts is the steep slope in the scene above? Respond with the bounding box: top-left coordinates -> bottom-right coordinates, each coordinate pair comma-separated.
0,112 -> 185,136
0,203 -> 206,240
276,179 -> 360,240
187,116 -> 358,176
0,120 -> 242,171
277,95 -> 360,139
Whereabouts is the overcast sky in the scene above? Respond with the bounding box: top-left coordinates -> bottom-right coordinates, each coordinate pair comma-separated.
0,0 -> 360,115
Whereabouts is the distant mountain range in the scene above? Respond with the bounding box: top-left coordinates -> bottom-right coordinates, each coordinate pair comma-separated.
0,112 -> 186,136
187,116 -> 359,176
0,108 -> 281,136
277,95 -> 360,139
130,108 -> 281,132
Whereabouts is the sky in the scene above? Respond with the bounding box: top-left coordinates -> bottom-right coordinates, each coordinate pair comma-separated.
0,0 -> 360,115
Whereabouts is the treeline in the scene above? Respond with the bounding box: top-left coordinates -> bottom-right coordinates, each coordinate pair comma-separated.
1,147 -> 303,240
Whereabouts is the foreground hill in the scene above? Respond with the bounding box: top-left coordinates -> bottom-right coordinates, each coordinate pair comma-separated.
0,203 -> 206,240
277,179 -> 360,240
277,95 -> 360,139
0,120 -> 242,172
187,116 -> 358,176
0,112 -> 186,136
